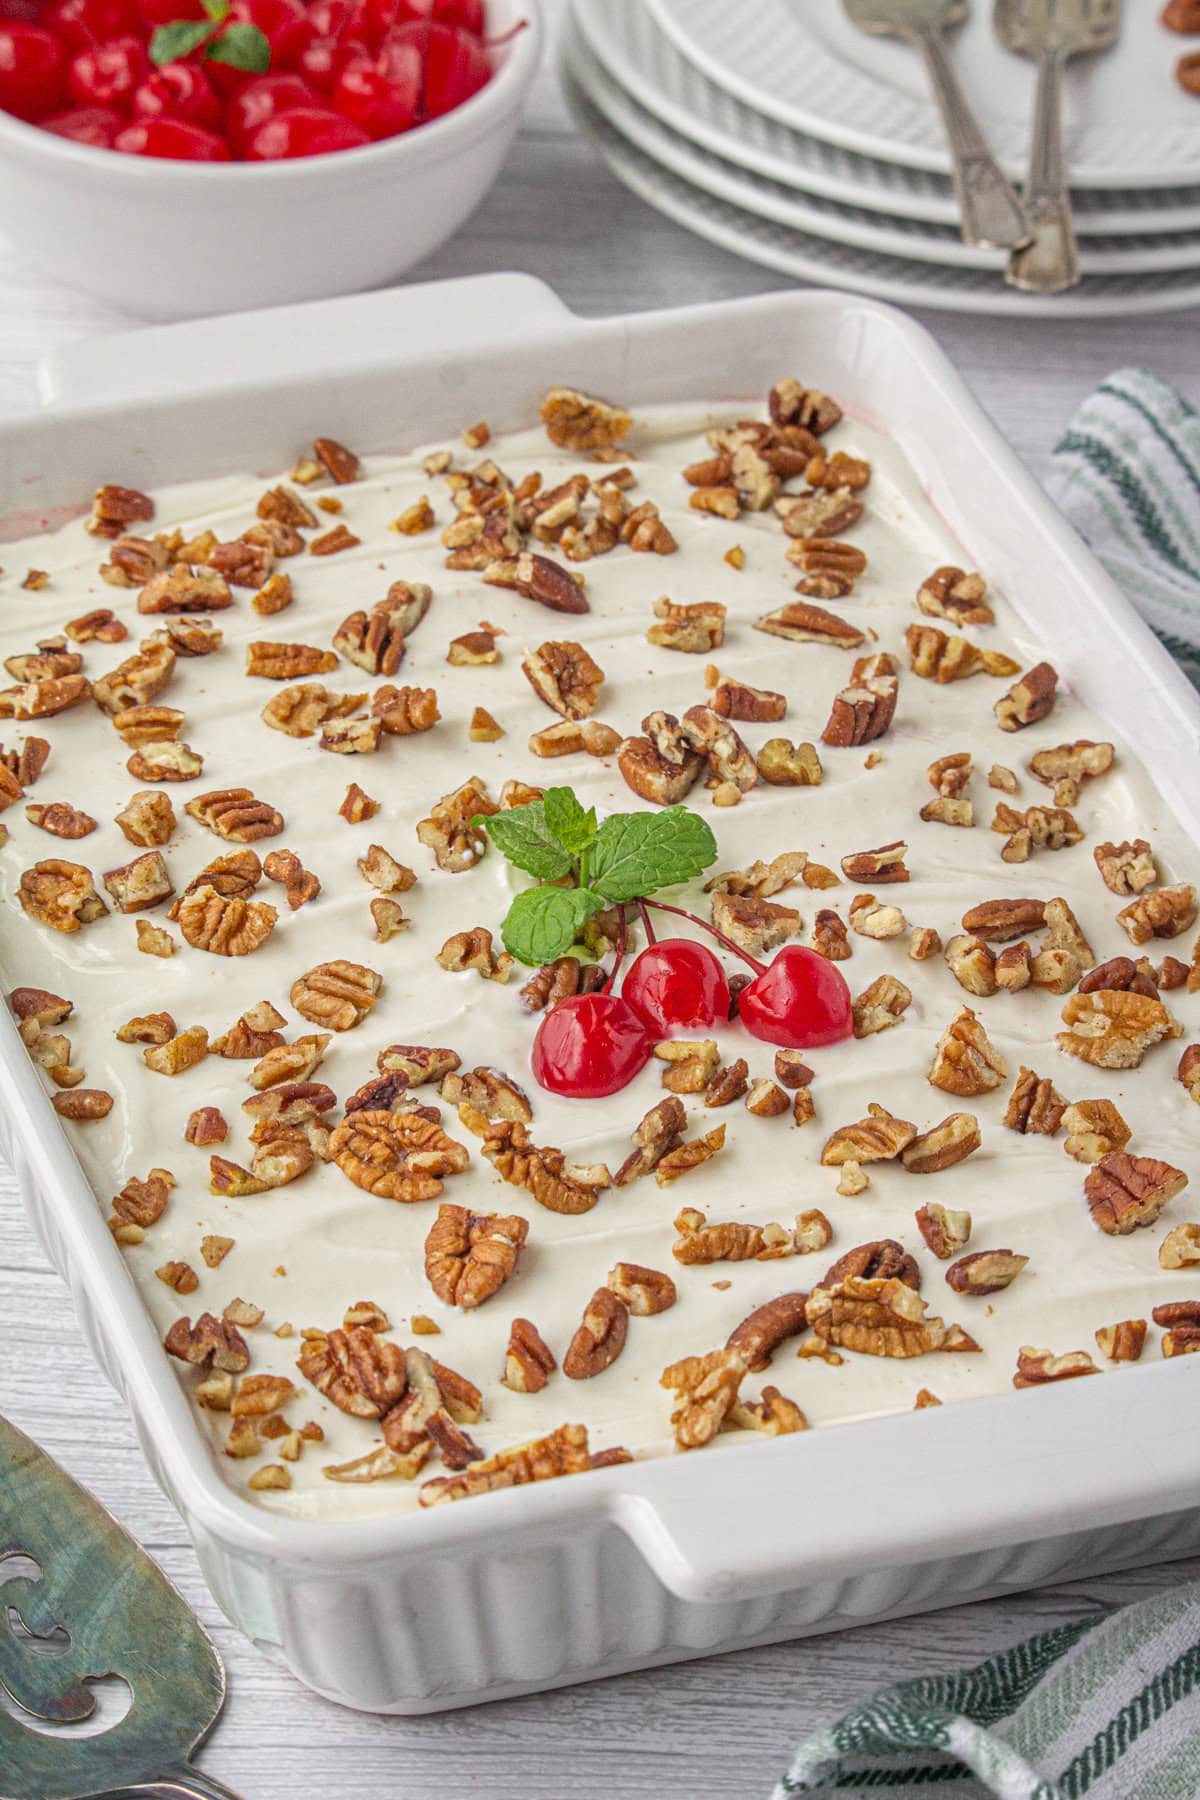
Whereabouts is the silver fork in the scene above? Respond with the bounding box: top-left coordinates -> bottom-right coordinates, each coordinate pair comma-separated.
995,0 -> 1122,292
843,0 -> 1031,249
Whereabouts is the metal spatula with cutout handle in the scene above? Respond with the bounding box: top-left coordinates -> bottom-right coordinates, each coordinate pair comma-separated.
0,1414 -> 243,1800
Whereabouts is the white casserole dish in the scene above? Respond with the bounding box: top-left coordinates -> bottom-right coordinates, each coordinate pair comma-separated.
4,272 -> 1200,1714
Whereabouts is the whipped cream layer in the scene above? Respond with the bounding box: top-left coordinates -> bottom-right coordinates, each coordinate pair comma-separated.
0,399 -> 1196,1522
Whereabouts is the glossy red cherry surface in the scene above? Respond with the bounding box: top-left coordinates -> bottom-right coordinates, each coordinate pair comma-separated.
737,945 -> 853,1049
245,101 -> 369,156
226,69 -> 314,149
288,30 -> 367,93
388,16 -> 487,115
621,940 -> 731,1038
131,58 -> 219,126
531,992 -> 651,1100
114,112 -> 228,154
41,99 -> 122,141
45,0 -> 138,52
68,33 -> 148,109
332,35 -> 419,136
0,22 -> 67,119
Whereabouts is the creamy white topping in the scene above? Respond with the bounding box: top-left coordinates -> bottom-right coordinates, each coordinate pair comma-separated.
0,401 -> 1195,1521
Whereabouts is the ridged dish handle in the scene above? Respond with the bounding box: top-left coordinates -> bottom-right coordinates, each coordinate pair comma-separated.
36,273 -> 575,411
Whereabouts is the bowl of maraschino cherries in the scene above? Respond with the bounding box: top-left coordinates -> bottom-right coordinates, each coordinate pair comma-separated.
479,788 -> 854,1101
0,0 -> 540,314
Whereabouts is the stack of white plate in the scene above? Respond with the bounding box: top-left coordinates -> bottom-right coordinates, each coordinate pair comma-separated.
563,0 -> 1200,316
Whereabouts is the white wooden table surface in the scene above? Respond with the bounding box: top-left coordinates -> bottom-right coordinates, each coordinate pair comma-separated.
3,9 -> 1200,1794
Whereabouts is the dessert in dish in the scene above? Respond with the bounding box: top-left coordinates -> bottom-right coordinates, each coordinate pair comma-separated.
0,379 -> 1197,1521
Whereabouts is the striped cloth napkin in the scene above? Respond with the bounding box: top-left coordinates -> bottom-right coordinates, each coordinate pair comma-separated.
772,367 -> 1200,1800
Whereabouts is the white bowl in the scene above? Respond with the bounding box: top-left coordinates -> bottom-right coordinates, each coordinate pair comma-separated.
0,0 -> 541,320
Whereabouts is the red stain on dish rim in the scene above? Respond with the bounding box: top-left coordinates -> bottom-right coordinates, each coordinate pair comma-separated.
0,502 -> 90,541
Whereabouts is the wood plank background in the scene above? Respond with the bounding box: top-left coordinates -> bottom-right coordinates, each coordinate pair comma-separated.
2,7 -> 1198,1792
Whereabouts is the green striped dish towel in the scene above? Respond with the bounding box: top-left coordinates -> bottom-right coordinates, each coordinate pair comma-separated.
773,1582 -> 1200,1798
772,367 -> 1200,1799
1047,367 -> 1200,689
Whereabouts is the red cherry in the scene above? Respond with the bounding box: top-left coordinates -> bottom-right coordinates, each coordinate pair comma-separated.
68,35 -> 148,111
41,100 -> 123,142
531,992 -> 651,1099
0,22 -> 68,120
45,0 -> 138,53
332,38 -> 418,136
137,0 -> 204,26
359,0 -> 483,48
114,114 -> 230,156
225,68 -> 313,150
132,60 -> 221,128
289,32 -> 367,93
622,940 -> 730,1038
389,18 -> 487,115
738,945 -> 853,1050
244,101 -> 369,156
306,0 -> 370,41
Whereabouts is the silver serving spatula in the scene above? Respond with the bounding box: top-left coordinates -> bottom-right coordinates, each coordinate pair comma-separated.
995,0 -> 1122,293
0,1415 -> 243,1800
843,0 -> 1032,249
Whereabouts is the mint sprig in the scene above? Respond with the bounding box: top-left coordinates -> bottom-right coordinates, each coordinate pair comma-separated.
150,0 -> 270,71
479,786 -> 717,967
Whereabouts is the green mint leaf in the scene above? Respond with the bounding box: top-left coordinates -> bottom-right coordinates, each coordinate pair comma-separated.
501,885 -> 603,967
150,18 -> 213,62
589,807 -> 717,904
475,805 -> 573,882
200,0 -> 230,20
207,20 -> 270,69
542,787 -> 597,859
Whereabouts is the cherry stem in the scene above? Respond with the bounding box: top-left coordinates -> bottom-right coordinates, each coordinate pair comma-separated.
638,899 -> 656,946
642,899 -> 765,975
602,905 -> 628,995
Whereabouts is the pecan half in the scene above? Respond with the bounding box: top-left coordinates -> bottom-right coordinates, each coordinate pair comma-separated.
1085,1151 -> 1187,1235
821,1104 -> 916,1166
330,1109 -> 469,1203
607,1262 -> 677,1316
424,1202 -> 528,1309
711,678 -> 786,723
522,640 -> 604,718
754,599 -> 865,649
1057,989 -> 1178,1070
485,550 -> 589,614
841,841 -> 908,884
246,640 -> 338,680
563,1288 -> 628,1380
806,1277 -> 977,1358
18,859 -> 107,932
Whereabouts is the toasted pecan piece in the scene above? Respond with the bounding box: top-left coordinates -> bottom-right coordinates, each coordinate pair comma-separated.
424,1202 -> 528,1310
1085,1151 -> 1187,1235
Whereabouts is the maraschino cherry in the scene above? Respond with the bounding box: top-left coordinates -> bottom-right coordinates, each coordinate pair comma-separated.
531,992 -> 650,1100
738,944 -> 853,1049
621,905 -> 730,1037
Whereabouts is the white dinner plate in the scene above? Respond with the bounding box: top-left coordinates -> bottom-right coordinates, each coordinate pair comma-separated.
564,70 -> 1200,317
564,21 -> 1200,277
648,0 -> 1200,190
570,0 -> 1200,236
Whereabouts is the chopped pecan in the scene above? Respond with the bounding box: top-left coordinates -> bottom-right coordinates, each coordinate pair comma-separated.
1180,1044 -> 1200,1105
528,718 -> 621,757
769,378 -> 842,435
101,849 -> 173,915
185,787 -> 283,843
1085,1151 -> 1187,1235
711,678 -> 786,723
821,677 -> 897,747
1061,1099 -> 1131,1164
787,539 -> 868,600
706,851 -> 809,900
424,1202 -> 528,1309
25,801 -> 96,840
482,1119 -> 610,1215
18,859 -> 107,933
143,1025 -> 207,1077
540,386 -> 631,452
1116,883 -> 1197,946
678,705 -> 758,792
485,550 -> 589,613
617,711 -> 703,806
995,661 -> 1058,731
1013,1345 -> 1098,1387
1028,739 -> 1114,807
112,703 -> 185,746
503,1318 -> 557,1392
672,1205 -> 790,1264
522,640 -> 604,719
961,898 -> 1046,941
821,1104 -> 916,1166
176,885 -> 276,956
916,566 -> 993,627
4,647 -> 81,682
705,1058 -> 749,1108
1057,988 -> 1178,1070
563,1288 -> 628,1380
647,596 -> 726,653
746,1078 -> 790,1117
1160,1223 -> 1200,1269
0,736 -> 50,793
806,1277 -> 977,1358
340,783 -> 378,824
920,793 -> 974,828
448,628 -> 499,666
1004,1067 -> 1066,1135
849,896 -> 906,939
65,606 -> 126,643
436,927 -> 512,984
416,776 -> 496,872
93,641 -> 175,714
902,1112 -> 981,1174
137,566 -> 231,615
290,959 -> 380,1031
261,683 -> 365,739
164,1312 -> 249,1374
310,436 -> 360,484
660,1348 -> 747,1451
378,1045 -> 461,1086
247,1035 -> 330,1091
1095,1319 -> 1147,1362
906,623 -> 1017,683
186,1106 -> 228,1146
440,1066 -> 531,1135
928,1007 -> 1007,1096
811,908 -> 850,960
607,1262 -> 677,1315
909,926 -> 943,962
329,1108 -> 468,1203
419,1423 -> 622,1506
0,672 -> 93,719
333,601 -> 407,676
775,488 -> 862,538
725,1293 -> 810,1371
774,1050 -> 814,1089
946,1249 -> 1028,1295
754,598 -> 864,648
756,737 -> 823,786
711,891 -> 800,956
852,973 -> 912,1038
245,640 -> 338,680
655,1124 -> 727,1187
1094,838 -> 1157,898
88,483 -> 154,539
614,1095 -> 687,1185
519,957 -> 605,1014
53,1088 -> 113,1121
837,1162 -> 869,1196
841,840 -> 908,884
915,1203 -> 971,1260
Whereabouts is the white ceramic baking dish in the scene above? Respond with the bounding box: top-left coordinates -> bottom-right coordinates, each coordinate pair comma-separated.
4,273 -> 1200,1715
